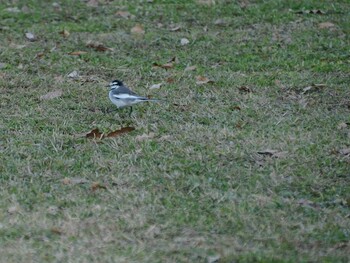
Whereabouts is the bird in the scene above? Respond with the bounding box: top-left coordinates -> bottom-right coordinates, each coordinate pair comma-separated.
107,80 -> 160,115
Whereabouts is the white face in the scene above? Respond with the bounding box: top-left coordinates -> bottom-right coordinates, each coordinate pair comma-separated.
110,80 -> 122,87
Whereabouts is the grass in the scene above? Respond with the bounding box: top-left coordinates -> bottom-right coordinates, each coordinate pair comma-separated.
1,0 -> 349,262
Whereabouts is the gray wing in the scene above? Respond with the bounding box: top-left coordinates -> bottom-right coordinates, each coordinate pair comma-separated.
114,85 -> 137,95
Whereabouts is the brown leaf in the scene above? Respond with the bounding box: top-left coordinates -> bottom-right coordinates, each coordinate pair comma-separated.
115,10 -> 134,19
319,22 -> 335,29
153,62 -> 173,69
62,177 -> 89,185
86,41 -> 113,52
25,32 -> 36,41
131,24 -> 145,35
91,182 -> 107,191
35,52 -> 45,59
86,128 -> 104,139
59,29 -> 70,37
51,227 -> 63,235
185,65 -> 197,72
231,105 -> 241,111
238,85 -> 252,93
166,77 -> 175,83
196,76 -> 213,85
40,90 -> 63,100
68,51 -> 87,56
106,127 -> 135,138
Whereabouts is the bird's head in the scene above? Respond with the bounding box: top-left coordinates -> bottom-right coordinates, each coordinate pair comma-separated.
107,80 -> 123,89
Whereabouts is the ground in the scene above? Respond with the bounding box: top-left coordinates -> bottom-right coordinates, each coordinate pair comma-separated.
0,0 -> 349,262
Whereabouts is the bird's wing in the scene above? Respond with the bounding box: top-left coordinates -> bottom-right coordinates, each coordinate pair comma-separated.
115,85 -> 137,95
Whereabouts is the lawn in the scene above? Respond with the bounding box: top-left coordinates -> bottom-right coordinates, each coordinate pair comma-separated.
0,0 -> 349,262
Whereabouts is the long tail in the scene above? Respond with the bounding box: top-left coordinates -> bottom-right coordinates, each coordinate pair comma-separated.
139,97 -> 163,102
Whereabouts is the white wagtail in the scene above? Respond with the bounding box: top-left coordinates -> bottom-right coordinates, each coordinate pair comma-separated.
107,80 -> 159,115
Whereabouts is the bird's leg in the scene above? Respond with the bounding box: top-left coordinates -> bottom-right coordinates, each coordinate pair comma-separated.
128,107 -> 133,117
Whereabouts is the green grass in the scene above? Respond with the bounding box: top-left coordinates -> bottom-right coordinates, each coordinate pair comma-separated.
1,0 -> 350,262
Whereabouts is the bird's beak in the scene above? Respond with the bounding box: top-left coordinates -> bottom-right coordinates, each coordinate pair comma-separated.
105,84 -> 110,87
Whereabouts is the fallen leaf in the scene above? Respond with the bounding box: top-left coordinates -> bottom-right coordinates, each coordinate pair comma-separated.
297,199 -> 318,208
131,24 -> 145,35
271,151 -> 289,158
145,225 -> 161,239
86,41 -> 113,52
339,148 -> 350,156
169,26 -> 181,32
68,51 -> 87,56
7,206 -> 19,214
168,57 -> 177,63
5,7 -> 21,13
214,18 -> 227,26
35,52 -> 45,59
207,254 -> 221,263
105,127 -> 135,138
86,128 -> 104,139
295,9 -> 326,15
9,43 -> 26,49
62,177 -> 89,185
337,122 -> 348,129
153,62 -> 173,69
302,83 -> 326,94
86,0 -> 99,7
257,149 -> 278,156
319,22 -> 335,29
238,85 -> 252,93
91,182 -> 107,191
25,32 -> 36,41
185,65 -> 197,71
67,70 -> 79,79
158,135 -> 172,141
40,90 -> 63,100
196,76 -> 213,85
51,227 -> 63,235
59,29 -> 70,37
150,83 -> 162,89
257,149 -> 288,158
197,0 -> 215,5
166,77 -> 175,83
136,132 -> 155,141
232,105 -> 241,111
115,11 -> 134,19
180,38 -> 190,46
